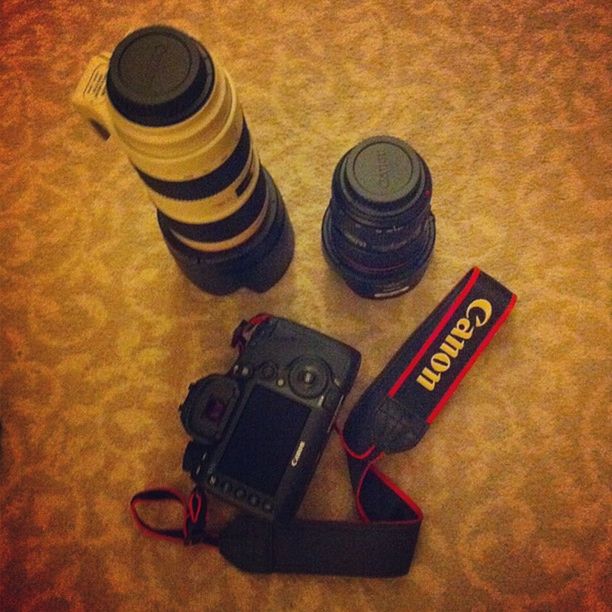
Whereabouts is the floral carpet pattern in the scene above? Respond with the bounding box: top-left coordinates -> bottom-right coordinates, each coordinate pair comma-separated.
1,1 -> 610,610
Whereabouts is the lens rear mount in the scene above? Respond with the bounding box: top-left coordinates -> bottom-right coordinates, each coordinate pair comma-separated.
333,136 -> 428,223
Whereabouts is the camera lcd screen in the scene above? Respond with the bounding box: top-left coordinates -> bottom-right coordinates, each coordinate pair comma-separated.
216,384 -> 310,497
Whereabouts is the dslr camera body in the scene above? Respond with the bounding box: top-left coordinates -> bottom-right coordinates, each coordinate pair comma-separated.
180,315 -> 361,521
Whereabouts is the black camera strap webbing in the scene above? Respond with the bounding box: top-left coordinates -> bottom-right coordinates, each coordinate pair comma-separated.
130,267 -> 516,577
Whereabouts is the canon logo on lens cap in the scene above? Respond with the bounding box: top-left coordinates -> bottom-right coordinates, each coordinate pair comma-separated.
350,138 -> 418,203
144,43 -> 169,87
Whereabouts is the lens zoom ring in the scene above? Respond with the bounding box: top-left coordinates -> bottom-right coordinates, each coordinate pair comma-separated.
135,120 -> 251,201
157,167 -> 266,243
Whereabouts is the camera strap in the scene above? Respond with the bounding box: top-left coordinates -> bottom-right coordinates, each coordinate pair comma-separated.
334,266 -> 516,575
130,268 -> 515,577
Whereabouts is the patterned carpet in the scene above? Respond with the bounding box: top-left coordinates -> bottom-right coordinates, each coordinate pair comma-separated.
1,1 -> 610,610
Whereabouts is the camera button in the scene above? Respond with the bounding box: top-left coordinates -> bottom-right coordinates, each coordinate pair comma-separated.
262,501 -> 273,513
248,494 -> 260,507
302,371 -> 316,385
232,364 -> 253,378
207,474 -> 218,487
235,488 -> 246,500
221,481 -> 232,494
260,362 -> 276,380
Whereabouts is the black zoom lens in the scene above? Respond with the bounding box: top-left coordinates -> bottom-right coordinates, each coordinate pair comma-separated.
322,135 -> 435,299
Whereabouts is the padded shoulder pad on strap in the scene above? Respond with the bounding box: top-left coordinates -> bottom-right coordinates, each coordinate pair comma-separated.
373,396 -> 429,453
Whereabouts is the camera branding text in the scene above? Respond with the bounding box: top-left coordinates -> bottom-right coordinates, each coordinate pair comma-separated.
416,299 -> 493,392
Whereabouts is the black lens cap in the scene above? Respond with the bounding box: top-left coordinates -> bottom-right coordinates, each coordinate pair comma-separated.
338,135 -> 426,222
107,25 -> 214,126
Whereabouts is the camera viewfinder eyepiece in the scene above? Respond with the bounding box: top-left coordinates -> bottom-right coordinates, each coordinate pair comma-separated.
180,375 -> 240,445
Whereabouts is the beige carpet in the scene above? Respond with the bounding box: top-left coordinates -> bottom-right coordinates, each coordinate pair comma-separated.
1,1 -> 610,610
